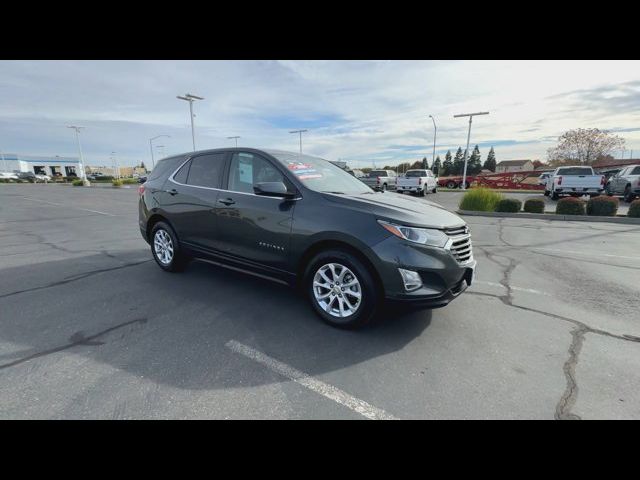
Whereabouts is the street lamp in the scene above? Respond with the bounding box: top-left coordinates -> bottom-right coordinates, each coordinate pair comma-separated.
149,135 -> 170,170
67,126 -> 89,186
110,151 -> 119,178
177,93 -> 204,151
155,145 -> 166,159
428,115 -> 437,171
227,136 -> 240,148
0,150 -> 6,172
289,129 -> 308,155
453,111 -> 489,190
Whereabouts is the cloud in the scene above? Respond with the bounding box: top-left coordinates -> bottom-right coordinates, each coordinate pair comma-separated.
1,60 -> 639,167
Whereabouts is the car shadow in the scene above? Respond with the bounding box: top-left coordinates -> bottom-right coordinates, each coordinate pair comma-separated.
0,250 -> 433,391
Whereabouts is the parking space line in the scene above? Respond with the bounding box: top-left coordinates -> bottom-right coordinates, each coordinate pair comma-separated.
225,340 -> 398,420
532,247 -> 640,261
20,196 -> 117,217
474,281 -> 551,296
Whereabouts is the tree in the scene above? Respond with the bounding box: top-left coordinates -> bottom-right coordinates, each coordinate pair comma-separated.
432,155 -> 442,176
483,146 -> 496,172
140,161 -> 146,170
453,147 -> 465,175
532,160 -> 545,170
547,128 -> 625,166
442,150 -> 453,176
410,160 -> 424,170
467,145 -> 482,174
422,157 -> 429,169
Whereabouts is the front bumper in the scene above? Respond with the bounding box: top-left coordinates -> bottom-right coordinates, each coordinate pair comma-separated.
369,235 -> 476,308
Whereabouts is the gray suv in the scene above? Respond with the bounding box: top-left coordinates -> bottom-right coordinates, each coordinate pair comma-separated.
138,148 -> 475,329
605,165 -> 640,202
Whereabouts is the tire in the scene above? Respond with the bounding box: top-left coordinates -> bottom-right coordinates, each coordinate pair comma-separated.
446,181 -> 456,189
150,221 -> 189,272
432,186 -> 437,193
381,183 -> 387,192
420,189 -> 426,197
551,190 -> 559,200
305,249 -> 380,329
544,190 -> 550,197
624,186 -> 635,203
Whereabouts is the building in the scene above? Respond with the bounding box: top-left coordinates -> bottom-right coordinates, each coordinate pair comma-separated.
86,165 -> 147,177
1,153 -> 81,177
495,159 -> 534,173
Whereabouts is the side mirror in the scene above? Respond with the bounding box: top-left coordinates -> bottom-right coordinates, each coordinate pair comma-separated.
253,181 -> 295,198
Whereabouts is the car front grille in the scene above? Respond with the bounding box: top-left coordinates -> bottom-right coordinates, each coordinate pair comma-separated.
444,225 -> 473,264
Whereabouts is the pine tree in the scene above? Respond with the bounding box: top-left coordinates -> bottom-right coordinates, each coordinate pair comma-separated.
468,145 -> 482,174
483,147 -> 496,172
432,156 -> 442,176
453,147 -> 465,175
442,151 -> 453,176
422,157 -> 429,169
140,161 -> 146,171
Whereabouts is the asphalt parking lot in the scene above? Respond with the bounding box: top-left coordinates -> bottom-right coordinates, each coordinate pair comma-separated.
1,183 -> 639,419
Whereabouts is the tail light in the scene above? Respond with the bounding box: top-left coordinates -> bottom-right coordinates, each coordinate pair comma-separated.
418,177 -> 422,185
601,176 -> 606,186
377,177 -> 381,184
557,176 -> 562,185
138,184 -> 145,196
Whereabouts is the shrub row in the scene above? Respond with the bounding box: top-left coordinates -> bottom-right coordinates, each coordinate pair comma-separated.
112,179 -> 123,187
629,199 -> 640,218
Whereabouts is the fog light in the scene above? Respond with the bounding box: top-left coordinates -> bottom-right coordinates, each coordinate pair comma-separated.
398,268 -> 423,292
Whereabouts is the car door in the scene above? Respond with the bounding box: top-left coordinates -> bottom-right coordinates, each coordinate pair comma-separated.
611,168 -> 625,193
214,151 -> 296,272
159,152 -> 227,251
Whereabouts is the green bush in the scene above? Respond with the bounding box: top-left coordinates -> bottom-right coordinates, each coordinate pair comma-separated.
586,195 -> 619,216
629,199 -> 640,218
556,197 -> 585,215
495,198 -> 522,213
112,179 -> 123,187
459,188 -> 503,212
72,179 -> 83,186
523,198 -> 546,213
92,176 -> 114,182
121,178 -> 137,184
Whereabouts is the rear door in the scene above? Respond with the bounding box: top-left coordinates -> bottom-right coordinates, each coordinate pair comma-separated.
214,151 -> 296,272
160,152 -> 227,250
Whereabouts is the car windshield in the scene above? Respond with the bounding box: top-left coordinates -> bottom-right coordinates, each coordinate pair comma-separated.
557,167 -> 593,175
405,170 -> 427,177
266,150 -> 374,195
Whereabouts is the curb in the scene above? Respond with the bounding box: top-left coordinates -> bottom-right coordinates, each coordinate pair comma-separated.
457,210 -> 640,225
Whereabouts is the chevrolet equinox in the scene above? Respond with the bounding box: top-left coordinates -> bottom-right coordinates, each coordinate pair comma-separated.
139,148 -> 475,328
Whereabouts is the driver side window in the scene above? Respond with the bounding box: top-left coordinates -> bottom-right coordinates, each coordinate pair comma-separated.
227,152 -> 286,194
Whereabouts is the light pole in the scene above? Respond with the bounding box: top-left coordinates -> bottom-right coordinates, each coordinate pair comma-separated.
227,136 -> 240,148
110,151 -> 119,178
149,135 -> 170,170
453,111 -> 489,190
177,93 -> 204,151
67,126 -> 89,186
155,145 -> 166,159
1,150 -> 6,172
428,115 -> 437,170
289,129 -> 308,155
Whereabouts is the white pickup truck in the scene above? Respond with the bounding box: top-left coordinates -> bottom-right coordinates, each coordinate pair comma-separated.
545,166 -> 606,200
396,169 -> 438,196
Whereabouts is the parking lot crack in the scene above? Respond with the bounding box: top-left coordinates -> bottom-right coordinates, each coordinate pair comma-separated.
0,317 -> 148,370
556,326 -> 586,420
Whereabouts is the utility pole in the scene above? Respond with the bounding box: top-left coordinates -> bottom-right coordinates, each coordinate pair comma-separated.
177,93 -> 204,151
428,115 -> 437,170
149,135 -> 170,170
289,129 -> 308,155
453,112 -> 489,190
67,126 -> 90,186
227,136 -> 240,148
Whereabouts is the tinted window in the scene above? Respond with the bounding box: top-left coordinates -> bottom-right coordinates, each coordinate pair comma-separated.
186,153 -> 226,188
228,152 -> 286,194
147,156 -> 186,181
173,160 -> 190,183
370,170 -> 387,177
556,167 -> 594,176
406,170 -> 427,177
631,167 -> 640,175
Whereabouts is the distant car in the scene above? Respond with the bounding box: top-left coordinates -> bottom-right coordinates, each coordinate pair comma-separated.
0,172 -> 19,181
537,172 -> 551,185
545,166 -> 605,200
16,172 -> 37,182
605,164 -> 640,203
35,174 -> 51,182
137,176 -> 147,183
361,169 -> 397,191
350,169 -> 365,178
396,169 -> 438,196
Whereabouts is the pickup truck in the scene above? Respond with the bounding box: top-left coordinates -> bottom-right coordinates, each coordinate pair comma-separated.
361,169 -> 397,191
396,169 -> 438,196
545,166 -> 606,200
605,164 -> 640,202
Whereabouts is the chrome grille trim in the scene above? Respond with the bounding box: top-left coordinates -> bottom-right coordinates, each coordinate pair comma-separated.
444,226 -> 473,264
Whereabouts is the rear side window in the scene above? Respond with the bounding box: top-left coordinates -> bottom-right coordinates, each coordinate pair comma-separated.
186,153 -> 226,188
147,156 -> 187,182
173,160 -> 190,183
631,167 -> 640,175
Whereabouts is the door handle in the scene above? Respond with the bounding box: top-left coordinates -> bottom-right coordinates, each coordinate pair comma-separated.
165,188 -> 178,196
218,198 -> 235,206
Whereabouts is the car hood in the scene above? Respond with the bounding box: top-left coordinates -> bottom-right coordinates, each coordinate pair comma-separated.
322,192 -> 466,229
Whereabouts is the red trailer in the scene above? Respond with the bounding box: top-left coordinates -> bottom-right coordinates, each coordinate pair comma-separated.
438,170 -> 546,190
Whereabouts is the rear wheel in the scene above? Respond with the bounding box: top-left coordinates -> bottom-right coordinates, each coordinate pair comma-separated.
305,249 -> 380,329
150,221 -> 189,272
544,190 -> 550,197
446,181 -> 456,189
381,183 -> 387,192
551,190 -> 559,200
624,185 -> 635,203
432,186 -> 438,193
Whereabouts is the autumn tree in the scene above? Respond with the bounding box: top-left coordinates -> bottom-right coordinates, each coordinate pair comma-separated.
547,128 -> 625,166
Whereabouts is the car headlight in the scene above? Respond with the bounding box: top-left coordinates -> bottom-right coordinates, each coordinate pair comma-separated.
377,220 -> 449,247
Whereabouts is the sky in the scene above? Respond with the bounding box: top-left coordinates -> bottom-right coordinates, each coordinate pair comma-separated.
1,60 -> 640,169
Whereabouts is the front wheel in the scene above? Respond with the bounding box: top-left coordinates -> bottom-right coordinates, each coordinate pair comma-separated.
305,250 -> 380,329
432,186 -> 438,193
624,186 -> 636,203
